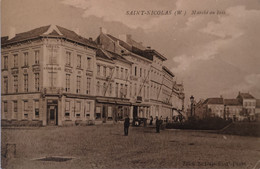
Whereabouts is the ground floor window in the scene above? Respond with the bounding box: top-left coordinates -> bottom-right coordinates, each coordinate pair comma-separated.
108,106 -> 113,120
95,106 -> 101,120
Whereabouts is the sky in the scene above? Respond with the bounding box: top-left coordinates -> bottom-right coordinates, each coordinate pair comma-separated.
2,0 -> 260,105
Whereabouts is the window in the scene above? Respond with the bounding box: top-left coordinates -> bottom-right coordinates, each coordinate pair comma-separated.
115,83 -> 119,97
143,85 -> 146,98
24,52 -> 28,66
23,100 -> 28,119
103,66 -> 107,77
147,86 -> 149,98
3,56 -> 8,69
135,66 -> 137,76
125,69 -> 128,80
66,51 -> 71,66
116,67 -> 119,78
65,74 -> 70,92
120,84 -> 124,98
3,76 -> 8,93
35,100 -> 39,118
13,101 -> 17,112
49,49 -> 57,64
76,101 -> 81,112
86,102 -> 91,118
103,82 -> 106,95
13,101 -> 17,119
13,54 -> 18,67
95,107 -> 101,119
24,74 -> 28,92
3,101 -> 7,119
144,69 -> 146,77
35,73 -> 40,91
77,54 -> 81,68
35,50 -> 40,65
125,84 -> 128,98
109,83 -> 112,96
87,57 -> 91,70
97,65 -> 100,76
86,77 -> 91,94
97,81 -> 100,95
65,101 -> 70,111
130,83 -> 132,97
76,76 -> 81,93
140,68 -> 142,77
49,72 -> 57,87
13,75 -> 18,93
134,83 -> 137,96
121,68 -> 124,79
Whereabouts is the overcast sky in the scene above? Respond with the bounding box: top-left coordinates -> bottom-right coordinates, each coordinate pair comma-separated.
2,0 -> 260,105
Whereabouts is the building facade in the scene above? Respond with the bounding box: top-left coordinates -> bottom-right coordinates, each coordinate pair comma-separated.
1,25 -> 185,126
1,25 -> 97,126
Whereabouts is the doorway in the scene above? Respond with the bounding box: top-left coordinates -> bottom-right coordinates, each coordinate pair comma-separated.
47,100 -> 58,125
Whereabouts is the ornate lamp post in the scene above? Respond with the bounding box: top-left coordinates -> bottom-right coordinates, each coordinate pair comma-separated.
190,95 -> 194,117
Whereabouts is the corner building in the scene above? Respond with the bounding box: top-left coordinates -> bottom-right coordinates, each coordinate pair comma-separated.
1,25 -> 96,126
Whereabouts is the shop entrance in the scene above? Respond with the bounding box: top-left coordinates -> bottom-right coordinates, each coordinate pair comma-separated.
47,100 -> 58,125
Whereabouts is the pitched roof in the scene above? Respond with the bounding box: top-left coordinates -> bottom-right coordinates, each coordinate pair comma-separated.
163,66 -> 174,77
96,49 -> 113,61
205,98 -> 224,105
2,25 -> 97,48
106,34 -> 154,61
237,92 -> 255,99
224,99 -> 242,106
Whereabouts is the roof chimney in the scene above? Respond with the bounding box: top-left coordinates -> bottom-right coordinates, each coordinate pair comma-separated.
147,46 -> 151,49
89,37 -> 93,41
100,27 -> 107,34
8,27 -> 16,40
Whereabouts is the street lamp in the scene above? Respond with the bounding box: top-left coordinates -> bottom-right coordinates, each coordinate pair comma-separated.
190,95 -> 194,117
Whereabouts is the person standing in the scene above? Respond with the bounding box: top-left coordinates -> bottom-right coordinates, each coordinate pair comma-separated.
124,115 -> 130,136
156,116 -> 160,133
149,116 -> 153,125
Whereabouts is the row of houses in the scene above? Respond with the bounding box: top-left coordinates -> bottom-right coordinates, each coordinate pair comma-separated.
1,25 -> 185,126
194,92 -> 260,121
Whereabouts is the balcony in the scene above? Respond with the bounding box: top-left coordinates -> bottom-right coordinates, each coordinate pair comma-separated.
32,64 -> 40,72
11,67 -> 19,75
86,69 -> 93,76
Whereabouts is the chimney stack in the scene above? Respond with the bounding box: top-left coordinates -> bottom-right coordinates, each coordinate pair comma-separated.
100,27 -> 107,34
8,27 -> 16,40
89,37 -> 93,41
147,46 -> 151,49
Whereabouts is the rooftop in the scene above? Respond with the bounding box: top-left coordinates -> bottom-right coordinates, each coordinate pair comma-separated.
224,99 -> 242,106
237,92 -> 255,99
1,25 -> 97,48
204,98 -> 224,105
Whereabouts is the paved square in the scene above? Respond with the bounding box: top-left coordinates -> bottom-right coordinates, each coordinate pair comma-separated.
1,125 -> 260,169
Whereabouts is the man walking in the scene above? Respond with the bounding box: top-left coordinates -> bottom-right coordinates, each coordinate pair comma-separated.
156,116 -> 160,133
124,115 -> 130,136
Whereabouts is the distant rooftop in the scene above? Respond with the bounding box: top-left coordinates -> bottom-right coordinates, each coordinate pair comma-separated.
204,98 -> 224,105
237,92 -> 255,99
224,99 -> 242,106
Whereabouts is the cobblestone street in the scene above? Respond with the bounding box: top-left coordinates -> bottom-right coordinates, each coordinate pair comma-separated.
1,124 -> 260,169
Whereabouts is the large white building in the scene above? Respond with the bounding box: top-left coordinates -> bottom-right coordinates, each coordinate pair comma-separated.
1,25 -> 185,126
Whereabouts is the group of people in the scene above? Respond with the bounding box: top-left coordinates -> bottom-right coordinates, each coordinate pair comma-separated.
123,115 -> 164,136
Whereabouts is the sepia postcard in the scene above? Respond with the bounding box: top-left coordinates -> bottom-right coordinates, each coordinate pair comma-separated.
1,0 -> 260,168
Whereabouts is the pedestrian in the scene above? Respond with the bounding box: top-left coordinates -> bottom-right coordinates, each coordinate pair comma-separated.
156,116 -> 160,133
124,115 -> 130,136
149,116 -> 153,125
